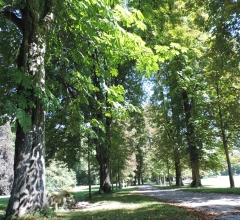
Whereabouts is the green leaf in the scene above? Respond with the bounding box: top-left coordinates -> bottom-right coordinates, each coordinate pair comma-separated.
16,108 -> 31,133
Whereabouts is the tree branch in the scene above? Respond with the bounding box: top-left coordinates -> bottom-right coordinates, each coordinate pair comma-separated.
2,10 -> 23,32
43,0 -> 54,27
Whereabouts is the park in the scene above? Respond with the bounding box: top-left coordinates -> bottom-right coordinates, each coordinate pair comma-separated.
0,0 -> 239,219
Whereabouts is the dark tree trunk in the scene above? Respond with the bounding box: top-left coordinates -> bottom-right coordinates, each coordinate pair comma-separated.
91,53 -> 112,193
96,146 -> 111,193
6,111 -> 46,217
95,116 -> 112,193
182,90 -> 202,187
136,145 -> 143,186
87,141 -> 92,199
4,1 -> 54,218
166,159 -> 172,186
175,160 -> 184,186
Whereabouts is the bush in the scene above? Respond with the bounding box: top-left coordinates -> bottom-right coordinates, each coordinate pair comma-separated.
0,123 -> 14,195
46,160 -> 77,191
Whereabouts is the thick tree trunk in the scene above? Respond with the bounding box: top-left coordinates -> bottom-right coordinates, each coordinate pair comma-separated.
6,114 -> 46,217
189,151 -> 202,187
175,160 -> 184,186
5,1 -> 54,218
97,109 -> 112,193
97,149 -> 111,193
182,90 -> 202,187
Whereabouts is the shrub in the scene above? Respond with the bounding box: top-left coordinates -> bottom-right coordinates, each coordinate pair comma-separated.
46,160 -> 77,191
0,123 -> 14,195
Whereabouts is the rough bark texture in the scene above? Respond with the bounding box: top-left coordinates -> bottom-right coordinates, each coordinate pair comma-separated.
96,143 -> 112,193
96,117 -> 112,193
182,90 -> 202,187
4,0 -> 54,218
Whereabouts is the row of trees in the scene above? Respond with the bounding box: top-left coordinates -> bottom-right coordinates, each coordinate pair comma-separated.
0,0 -> 239,218
146,0 -> 239,188
0,0 -> 156,218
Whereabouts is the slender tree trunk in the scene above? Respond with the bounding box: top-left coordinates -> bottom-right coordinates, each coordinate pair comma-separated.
216,85 -> 235,188
166,159 -> 172,186
5,1 -> 54,218
87,145 -> 92,199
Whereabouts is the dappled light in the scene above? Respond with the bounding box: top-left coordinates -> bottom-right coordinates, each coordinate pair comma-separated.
0,0 -> 239,218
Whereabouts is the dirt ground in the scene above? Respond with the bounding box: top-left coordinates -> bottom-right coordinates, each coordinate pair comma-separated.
137,185 -> 240,220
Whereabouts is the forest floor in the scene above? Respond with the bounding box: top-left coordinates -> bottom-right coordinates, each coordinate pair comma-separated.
137,185 -> 240,220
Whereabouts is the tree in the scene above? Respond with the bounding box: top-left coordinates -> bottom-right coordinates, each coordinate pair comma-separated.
1,1 -> 54,217
203,18 -> 240,188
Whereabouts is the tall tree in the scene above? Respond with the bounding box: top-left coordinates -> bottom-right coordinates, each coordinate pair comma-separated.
1,1 -> 54,217
1,0 -> 158,217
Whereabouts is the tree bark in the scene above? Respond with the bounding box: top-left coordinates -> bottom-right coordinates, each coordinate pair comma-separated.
182,90 -> 202,187
4,1 -> 54,218
87,140 -> 92,199
216,85 -> 235,188
175,160 -> 184,186
96,145 -> 111,193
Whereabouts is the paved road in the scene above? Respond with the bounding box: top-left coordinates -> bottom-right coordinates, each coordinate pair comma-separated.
137,185 -> 240,220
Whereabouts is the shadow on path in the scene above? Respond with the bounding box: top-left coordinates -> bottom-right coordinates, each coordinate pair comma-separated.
137,185 -> 240,220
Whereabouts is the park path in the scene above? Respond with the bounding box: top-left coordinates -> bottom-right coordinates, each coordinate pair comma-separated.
137,185 -> 240,220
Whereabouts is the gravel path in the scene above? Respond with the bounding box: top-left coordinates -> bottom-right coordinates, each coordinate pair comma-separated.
137,185 -> 240,220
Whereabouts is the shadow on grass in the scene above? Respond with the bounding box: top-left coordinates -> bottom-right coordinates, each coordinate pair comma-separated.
58,200 -> 196,220
57,187 -> 198,220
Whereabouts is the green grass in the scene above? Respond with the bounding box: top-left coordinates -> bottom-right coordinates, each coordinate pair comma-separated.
0,197 -> 9,218
0,187 -> 199,220
56,187 -> 198,220
153,184 -> 240,194
181,187 -> 240,194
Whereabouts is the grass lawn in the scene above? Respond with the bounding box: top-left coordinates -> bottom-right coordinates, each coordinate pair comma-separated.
57,187 -> 198,220
153,176 -> 240,194
0,186 -> 198,220
154,184 -> 240,194
0,197 -> 8,219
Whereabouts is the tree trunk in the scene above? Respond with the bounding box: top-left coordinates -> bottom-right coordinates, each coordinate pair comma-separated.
182,90 -> 202,187
91,58 -> 112,193
216,85 -> 235,188
88,147 -> 92,199
223,142 -> 235,188
189,154 -> 202,187
96,148 -> 111,193
167,160 -> 172,186
175,160 -> 184,186
4,1 -> 54,218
